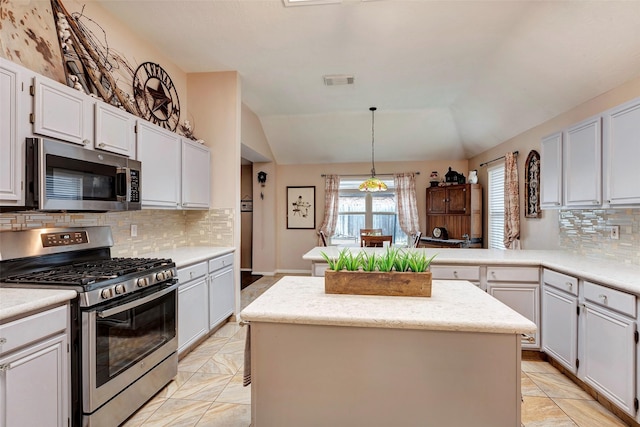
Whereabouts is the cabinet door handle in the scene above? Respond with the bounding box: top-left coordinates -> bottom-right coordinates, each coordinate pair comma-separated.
0,363 -> 10,372
0,337 -> 6,345
565,282 -> 573,290
598,294 -> 608,303
83,139 -> 90,145
98,143 -> 106,148
521,334 -> 535,343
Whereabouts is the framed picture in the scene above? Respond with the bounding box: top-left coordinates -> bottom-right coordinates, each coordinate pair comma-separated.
287,186 -> 315,229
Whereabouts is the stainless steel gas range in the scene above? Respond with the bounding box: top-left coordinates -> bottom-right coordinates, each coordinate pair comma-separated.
0,227 -> 178,426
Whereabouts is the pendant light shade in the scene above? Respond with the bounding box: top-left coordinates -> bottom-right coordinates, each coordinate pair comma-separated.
359,107 -> 388,192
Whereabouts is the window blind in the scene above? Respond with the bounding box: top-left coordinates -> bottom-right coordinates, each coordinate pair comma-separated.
488,165 -> 505,250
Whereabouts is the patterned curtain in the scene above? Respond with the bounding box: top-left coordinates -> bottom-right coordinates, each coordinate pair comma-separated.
504,152 -> 521,249
394,173 -> 420,236
318,175 -> 340,245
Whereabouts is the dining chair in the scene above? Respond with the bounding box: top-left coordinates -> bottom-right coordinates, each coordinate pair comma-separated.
360,228 -> 382,237
411,231 -> 422,248
318,230 -> 328,247
361,235 -> 393,247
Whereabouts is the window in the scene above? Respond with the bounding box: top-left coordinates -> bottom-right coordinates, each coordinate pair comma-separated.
487,165 -> 505,249
331,177 -> 408,246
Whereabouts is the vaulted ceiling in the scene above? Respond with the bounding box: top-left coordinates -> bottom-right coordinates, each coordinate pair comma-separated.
95,0 -> 640,165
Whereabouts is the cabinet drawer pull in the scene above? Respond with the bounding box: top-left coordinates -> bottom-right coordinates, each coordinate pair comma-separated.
0,337 -> 6,345
598,294 -> 608,303
521,334 -> 535,343
453,271 -> 458,278
565,282 -> 573,290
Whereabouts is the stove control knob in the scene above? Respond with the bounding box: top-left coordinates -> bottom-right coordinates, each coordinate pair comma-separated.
137,278 -> 148,288
165,269 -> 174,278
156,272 -> 166,281
115,284 -> 126,295
101,288 -> 113,299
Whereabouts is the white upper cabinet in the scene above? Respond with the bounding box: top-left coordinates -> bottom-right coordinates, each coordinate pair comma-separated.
0,58 -> 29,205
181,139 -> 210,209
540,132 -> 563,209
32,75 -> 93,146
94,102 -> 136,157
603,97 -> 640,206
136,120 -> 181,208
563,116 -> 602,207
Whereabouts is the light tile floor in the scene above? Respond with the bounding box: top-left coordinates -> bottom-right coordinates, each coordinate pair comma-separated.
123,275 -> 631,427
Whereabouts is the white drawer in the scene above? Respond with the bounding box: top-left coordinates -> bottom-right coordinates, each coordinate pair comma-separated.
583,281 -> 636,317
0,305 -> 67,355
487,266 -> 539,283
430,265 -> 480,281
209,253 -> 234,272
543,269 -> 578,296
178,261 -> 207,283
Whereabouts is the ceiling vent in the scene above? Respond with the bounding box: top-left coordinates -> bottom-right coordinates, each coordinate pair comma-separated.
323,74 -> 355,86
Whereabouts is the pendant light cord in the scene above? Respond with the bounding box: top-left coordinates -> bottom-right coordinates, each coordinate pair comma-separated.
370,106 -> 377,177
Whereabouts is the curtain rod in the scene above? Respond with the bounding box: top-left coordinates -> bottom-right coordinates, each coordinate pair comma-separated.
320,172 -> 420,177
479,151 -> 519,167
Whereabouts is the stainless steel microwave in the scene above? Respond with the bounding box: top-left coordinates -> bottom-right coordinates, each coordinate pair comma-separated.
24,137 -> 141,212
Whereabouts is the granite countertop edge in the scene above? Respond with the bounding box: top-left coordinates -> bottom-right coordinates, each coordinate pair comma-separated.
140,246 -> 235,268
0,289 -> 77,323
303,247 -> 640,295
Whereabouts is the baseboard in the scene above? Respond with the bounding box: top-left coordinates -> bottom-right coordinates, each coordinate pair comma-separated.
276,269 -> 312,275
250,271 -> 277,276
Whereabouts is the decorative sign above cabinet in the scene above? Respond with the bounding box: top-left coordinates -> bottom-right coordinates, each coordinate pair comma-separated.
133,62 -> 181,131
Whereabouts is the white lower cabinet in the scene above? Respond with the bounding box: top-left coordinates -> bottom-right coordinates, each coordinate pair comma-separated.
177,253 -> 235,355
487,266 -> 540,349
177,262 -> 209,355
208,254 -> 234,329
541,269 -> 579,374
0,304 -> 70,427
579,281 -> 637,417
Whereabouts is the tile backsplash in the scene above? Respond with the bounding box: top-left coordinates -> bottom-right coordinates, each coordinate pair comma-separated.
559,208 -> 640,266
0,209 -> 234,257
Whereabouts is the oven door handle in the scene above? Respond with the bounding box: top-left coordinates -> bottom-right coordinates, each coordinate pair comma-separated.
97,282 -> 178,318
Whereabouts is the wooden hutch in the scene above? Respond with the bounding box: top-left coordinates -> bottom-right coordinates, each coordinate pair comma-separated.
422,184 -> 482,248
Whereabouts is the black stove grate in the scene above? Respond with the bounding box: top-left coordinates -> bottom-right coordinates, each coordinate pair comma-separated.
5,257 -> 173,286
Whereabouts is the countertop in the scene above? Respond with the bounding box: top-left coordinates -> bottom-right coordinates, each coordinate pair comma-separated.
240,276 -> 537,334
140,246 -> 235,268
1,246 -> 234,322
0,288 -> 77,323
303,247 -> 640,296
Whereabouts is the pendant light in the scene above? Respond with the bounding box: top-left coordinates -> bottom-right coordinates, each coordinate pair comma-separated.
359,107 -> 388,192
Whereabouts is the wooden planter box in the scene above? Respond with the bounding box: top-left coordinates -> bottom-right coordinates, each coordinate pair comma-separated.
324,270 -> 432,297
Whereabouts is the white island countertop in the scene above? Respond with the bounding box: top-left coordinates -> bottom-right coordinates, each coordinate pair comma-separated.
240,276 -> 536,335
303,247 -> 640,295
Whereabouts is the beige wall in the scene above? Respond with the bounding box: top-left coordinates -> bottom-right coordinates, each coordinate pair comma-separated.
241,103 -> 274,161
62,0 -> 190,122
251,162 -> 278,275
469,73 -> 640,252
274,160 -> 469,272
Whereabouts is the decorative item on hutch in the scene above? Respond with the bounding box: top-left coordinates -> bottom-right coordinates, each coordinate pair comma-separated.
429,171 -> 440,187
468,170 -> 478,184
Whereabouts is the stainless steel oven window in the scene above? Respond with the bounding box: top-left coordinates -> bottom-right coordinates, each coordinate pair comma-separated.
94,287 -> 176,386
82,283 -> 178,412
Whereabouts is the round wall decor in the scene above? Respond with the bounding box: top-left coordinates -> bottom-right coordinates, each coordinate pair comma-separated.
133,62 -> 180,131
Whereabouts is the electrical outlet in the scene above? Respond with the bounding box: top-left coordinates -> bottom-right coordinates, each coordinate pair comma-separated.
131,224 -> 138,237
610,225 -> 620,240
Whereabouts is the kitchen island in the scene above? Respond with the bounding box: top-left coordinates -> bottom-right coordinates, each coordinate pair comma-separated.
240,276 -> 536,427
